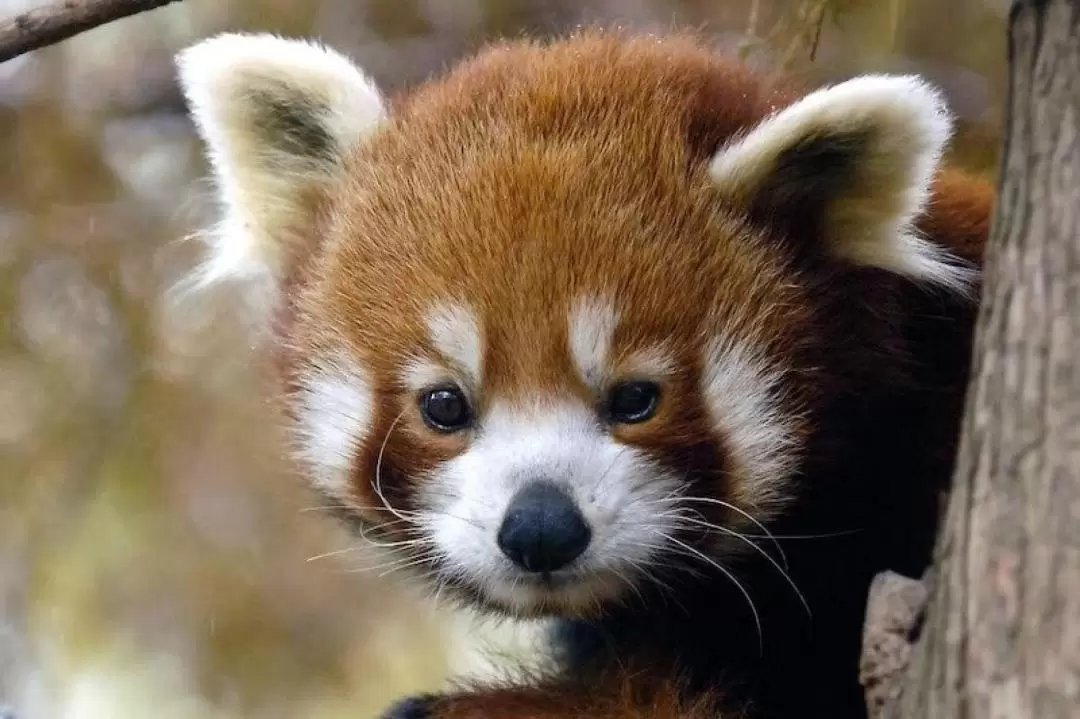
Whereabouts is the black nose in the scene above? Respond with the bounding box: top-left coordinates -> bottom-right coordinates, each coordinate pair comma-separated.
496,482 -> 591,573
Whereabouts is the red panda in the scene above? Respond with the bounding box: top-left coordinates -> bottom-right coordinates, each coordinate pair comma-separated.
175,28 -> 994,719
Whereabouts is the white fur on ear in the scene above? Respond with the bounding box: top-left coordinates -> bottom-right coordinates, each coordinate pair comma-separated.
176,33 -> 386,290
709,75 -> 974,292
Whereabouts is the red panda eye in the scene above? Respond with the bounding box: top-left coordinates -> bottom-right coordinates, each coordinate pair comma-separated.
419,386 -> 473,432
606,381 -> 661,424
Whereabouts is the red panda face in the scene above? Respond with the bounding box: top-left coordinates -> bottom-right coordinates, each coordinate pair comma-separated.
286,153 -> 817,615
177,30 -> 973,618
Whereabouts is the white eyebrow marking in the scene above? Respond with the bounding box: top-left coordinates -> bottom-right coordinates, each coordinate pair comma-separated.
568,295 -> 619,391
426,302 -> 484,387
400,356 -> 447,392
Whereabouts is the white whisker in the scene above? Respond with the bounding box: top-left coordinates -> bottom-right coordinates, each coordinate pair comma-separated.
678,495 -> 787,569
666,513 -> 811,619
346,548 -> 439,576
306,547 -> 359,562
372,408 -> 415,524
661,531 -> 763,655
739,529 -> 864,540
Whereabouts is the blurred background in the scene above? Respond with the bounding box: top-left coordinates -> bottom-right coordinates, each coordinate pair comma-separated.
0,1 -> 1004,717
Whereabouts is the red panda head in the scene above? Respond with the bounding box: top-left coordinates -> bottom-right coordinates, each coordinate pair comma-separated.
176,30 -> 973,618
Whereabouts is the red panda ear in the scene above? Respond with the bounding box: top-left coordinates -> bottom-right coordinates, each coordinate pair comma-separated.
708,75 -> 975,293
175,33 -> 386,295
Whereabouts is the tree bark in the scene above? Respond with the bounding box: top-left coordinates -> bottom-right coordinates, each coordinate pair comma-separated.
861,571 -> 930,718
0,0 -> 184,64
888,1 -> 1080,717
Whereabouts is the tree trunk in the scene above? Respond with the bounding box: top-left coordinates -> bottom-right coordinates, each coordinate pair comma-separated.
896,0 -> 1080,717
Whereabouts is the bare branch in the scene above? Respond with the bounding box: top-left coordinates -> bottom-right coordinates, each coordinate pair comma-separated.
0,0 -> 184,64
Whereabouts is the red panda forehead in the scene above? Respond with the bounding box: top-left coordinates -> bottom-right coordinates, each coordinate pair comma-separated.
310,194 -> 805,407
324,155 -> 805,389
303,29 -> 813,401
381,29 -> 799,166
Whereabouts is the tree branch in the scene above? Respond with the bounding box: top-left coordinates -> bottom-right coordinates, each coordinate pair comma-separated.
0,0 -> 184,64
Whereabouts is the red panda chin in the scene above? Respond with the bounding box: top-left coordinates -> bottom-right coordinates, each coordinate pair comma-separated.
438,565 -> 635,621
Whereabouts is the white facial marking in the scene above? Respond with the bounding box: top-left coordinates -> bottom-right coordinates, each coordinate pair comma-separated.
700,335 -> 803,517
418,401 -> 682,614
291,352 -> 372,497
568,295 -> 619,391
426,303 -> 483,387
400,356 -> 449,393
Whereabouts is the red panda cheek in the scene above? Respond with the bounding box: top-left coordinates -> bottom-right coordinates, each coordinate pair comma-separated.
607,398 -> 699,451
610,389 -> 732,497
342,404 -> 464,520
393,424 -> 472,496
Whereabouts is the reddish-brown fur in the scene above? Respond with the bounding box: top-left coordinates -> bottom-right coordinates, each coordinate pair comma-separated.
426,669 -> 747,719
285,33 -> 824,519
268,29 -> 995,719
